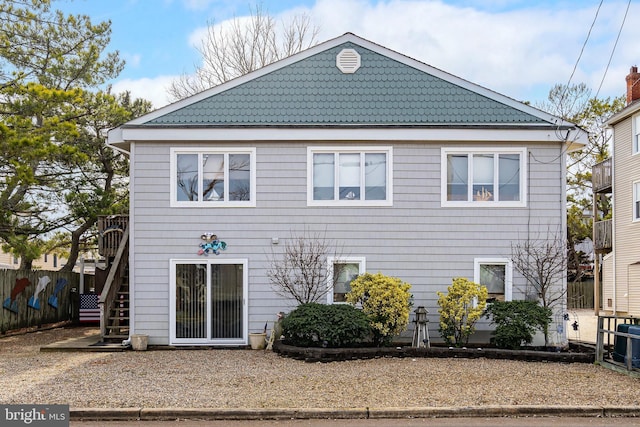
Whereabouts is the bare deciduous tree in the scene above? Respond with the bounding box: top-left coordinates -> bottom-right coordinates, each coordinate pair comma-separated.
168,4 -> 319,101
267,230 -> 346,305
511,228 -> 568,345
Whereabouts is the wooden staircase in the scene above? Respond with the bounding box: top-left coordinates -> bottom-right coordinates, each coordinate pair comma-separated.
103,267 -> 130,341
97,216 -> 130,342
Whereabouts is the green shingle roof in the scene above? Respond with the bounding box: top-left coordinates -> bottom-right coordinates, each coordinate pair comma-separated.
144,39 -> 546,126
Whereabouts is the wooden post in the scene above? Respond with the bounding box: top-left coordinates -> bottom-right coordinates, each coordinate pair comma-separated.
596,315 -> 604,363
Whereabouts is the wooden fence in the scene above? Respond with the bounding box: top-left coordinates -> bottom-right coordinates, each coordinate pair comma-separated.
567,279 -> 595,309
0,269 -> 80,333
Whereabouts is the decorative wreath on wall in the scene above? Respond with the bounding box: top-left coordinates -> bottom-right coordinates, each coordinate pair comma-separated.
198,233 -> 227,256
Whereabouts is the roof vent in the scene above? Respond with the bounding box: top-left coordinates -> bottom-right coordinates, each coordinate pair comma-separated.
336,48 -> 361,74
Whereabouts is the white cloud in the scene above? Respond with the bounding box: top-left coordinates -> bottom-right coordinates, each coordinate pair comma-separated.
161,0 -> 640,105
306,0 -> 638,102
111,76 -> 178,109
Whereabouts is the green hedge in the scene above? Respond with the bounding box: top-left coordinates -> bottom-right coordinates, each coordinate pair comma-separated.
281,303 -> 372,348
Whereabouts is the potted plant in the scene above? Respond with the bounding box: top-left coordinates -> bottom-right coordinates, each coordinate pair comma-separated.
248,323 -> 267,349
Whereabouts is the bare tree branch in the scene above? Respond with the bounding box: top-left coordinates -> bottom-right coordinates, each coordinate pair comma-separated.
167,4 -> 319,101
511,227 -> 568,344
267,229 -> 346,305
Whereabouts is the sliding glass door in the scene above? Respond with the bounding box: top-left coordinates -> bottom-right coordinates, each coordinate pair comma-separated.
171,259 -> 247,345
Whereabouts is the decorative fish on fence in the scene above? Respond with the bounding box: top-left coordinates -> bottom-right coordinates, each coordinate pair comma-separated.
3,277 -> 31,313
27,275 -> 51,310
47,278 -> 68,309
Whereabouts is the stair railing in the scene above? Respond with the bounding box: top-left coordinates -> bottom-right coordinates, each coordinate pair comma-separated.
99,223 -> 130,338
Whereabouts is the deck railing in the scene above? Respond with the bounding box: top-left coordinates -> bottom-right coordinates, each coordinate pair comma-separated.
594,219 -> 612,253
592,158 -> 612,193
99,223 -> 129,338
98,215 -> 129,258
595,315 -> 640,375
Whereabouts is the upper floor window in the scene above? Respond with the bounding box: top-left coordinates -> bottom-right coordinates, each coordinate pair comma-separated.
441,147 -> 526,207
634,181 -> 640,221
170,148 -> 256,207
308,147 -> 392,206
474,258 -> 513,302
634,115 -> 640,155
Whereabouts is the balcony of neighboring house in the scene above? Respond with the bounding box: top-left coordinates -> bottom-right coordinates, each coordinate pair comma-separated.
592,158 -> 612,194
593,219 -> 612,253
98,215 -> 129,259
592,158 -> 612,254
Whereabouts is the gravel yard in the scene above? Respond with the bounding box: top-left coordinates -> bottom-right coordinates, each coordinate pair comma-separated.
1,326 -> 639,409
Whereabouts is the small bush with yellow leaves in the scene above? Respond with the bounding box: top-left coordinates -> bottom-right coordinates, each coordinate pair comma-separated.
437,277 -> 488,347
346,272 -> 412,346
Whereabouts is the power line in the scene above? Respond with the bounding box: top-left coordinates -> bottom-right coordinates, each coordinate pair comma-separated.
594,0 -> 632,99
560,0 -> 604,110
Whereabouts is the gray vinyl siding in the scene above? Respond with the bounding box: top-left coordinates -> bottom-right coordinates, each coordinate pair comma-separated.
130,140 -> 565,345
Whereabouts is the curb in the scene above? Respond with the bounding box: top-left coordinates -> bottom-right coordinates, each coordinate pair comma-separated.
71,405 -> 640,421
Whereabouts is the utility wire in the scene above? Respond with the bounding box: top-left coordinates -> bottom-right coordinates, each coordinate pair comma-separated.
533,1 -> 606,166
594,0 -> 632,99
557,0 -> 604,122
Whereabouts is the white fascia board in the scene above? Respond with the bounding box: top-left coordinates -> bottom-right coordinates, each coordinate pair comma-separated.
107,126 -> 123,144
106,127 -> 131,154
606,101 -> 640,126
116,126 -> 580,144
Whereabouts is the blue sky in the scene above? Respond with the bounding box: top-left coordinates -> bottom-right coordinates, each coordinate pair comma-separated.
55,0 -> 639,109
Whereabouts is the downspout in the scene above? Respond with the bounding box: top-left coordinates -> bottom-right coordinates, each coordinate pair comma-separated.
593,184 -> 599,316
611,132 -> 617,315
559,145 -> 568,346
126,141 -> 136,343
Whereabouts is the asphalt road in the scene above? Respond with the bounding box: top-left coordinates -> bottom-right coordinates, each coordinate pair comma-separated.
71,417 -> 640,427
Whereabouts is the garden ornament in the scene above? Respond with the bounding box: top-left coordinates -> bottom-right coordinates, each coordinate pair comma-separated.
266,311 -> 286,351
3,277 -> 30,313
28,275 -> 51,310
198,233 -> 227,256
48,277 -> 68,309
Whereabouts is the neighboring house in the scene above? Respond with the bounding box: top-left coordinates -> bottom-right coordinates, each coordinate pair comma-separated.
107,33 -> 587,347
595,66 -> 640,317
0,250 -> 66,271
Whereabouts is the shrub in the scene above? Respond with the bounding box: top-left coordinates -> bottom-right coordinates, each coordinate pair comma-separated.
485,300 -> 552,349
437,277 -> 488,347
281,303 -> 371,348
346,272 -> 412,346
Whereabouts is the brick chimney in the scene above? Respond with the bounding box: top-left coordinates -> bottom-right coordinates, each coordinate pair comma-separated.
626,66 -> 640,105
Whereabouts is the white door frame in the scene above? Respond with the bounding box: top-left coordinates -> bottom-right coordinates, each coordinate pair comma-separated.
169,258 -> 248,346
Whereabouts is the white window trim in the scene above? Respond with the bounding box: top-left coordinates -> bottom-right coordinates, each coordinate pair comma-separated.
169,258 -> 249,346
441,147 -> 527,208
327,256 -> 366,304
474,257 -> 513,302
633,180 -> 640,222
170,147 -> 256,208
307,146 -> 393,207
633,115 -> 640,155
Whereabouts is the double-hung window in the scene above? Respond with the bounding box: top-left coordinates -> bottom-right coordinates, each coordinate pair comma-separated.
441,147 -> 526,207
308,147 -> 392,206
171,147 -> 256,207
474,258 -> 513,302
